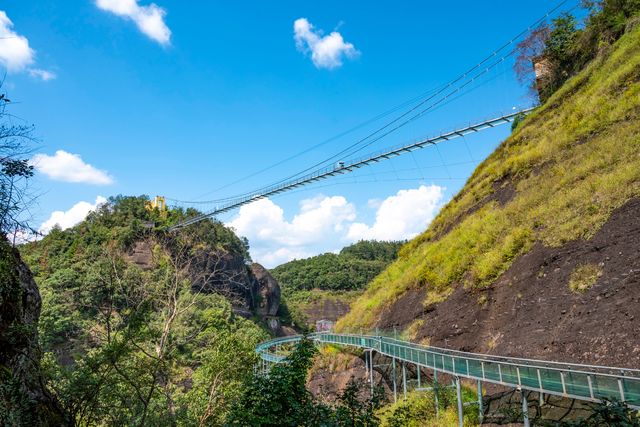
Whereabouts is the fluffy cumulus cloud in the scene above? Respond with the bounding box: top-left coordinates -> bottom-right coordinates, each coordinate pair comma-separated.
348,185 -> 445,241
39,196 -> 107,235
0,10 -> 55,80
96,0 -> 171,45
227,195 -> 356,267
31,150 -> 114,185
227,185 -> 445,267
294,18 -> 358,69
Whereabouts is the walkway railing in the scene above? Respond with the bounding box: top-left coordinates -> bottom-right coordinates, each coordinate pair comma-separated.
256,332 -> 640,425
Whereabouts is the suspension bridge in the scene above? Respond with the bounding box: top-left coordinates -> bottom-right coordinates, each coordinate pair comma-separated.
256,333 -> 640,427
168,107 -> 533,230
166,1 -> 575,230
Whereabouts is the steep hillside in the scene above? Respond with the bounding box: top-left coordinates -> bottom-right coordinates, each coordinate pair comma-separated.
18,196 -> 276,425
272,240 -> 403,330
338,21 -> 640,367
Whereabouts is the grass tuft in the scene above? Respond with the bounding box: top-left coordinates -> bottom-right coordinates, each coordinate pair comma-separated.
569,264 -> 603,293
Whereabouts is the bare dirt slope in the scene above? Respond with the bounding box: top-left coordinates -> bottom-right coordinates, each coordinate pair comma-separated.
379,197 -> 640,368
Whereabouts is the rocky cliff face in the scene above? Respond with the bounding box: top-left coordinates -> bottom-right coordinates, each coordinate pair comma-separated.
126,239 -> 283,331
251,263 -> 280,317
0,238 -> 67,426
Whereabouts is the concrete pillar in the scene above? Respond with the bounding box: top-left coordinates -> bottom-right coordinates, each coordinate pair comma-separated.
522,389 -> 530,427
477,380 -> 484,423
402,362 -> 408,399
392,357 -> 397,403
434,369 -> 439,418
455,376 -> 463,427
369,351 -> 374,397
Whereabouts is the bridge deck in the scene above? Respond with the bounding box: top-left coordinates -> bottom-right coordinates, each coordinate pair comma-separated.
256,333 -> 640,409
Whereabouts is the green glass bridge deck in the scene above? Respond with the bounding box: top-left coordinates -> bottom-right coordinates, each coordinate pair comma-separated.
256,333 -> 640,408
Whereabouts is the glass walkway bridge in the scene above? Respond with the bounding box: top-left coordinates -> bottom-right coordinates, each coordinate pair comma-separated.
256,333 -> 640,426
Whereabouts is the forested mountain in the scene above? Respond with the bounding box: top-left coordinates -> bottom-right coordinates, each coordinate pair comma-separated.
17,196 -> 273,425
272,240 -> 404,293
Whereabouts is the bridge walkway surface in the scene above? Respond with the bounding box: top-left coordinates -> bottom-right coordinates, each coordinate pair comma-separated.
256,333 -> 640,427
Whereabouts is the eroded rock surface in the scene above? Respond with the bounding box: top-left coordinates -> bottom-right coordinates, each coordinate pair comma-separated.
0,238 -> 67,425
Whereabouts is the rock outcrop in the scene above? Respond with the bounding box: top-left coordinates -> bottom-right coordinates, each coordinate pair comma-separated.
251,263 -> 280,317
126,238 -> 283,330
0,238 -> 67,426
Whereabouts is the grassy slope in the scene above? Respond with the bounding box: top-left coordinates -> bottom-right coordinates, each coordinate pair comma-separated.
338,24 -> 640,332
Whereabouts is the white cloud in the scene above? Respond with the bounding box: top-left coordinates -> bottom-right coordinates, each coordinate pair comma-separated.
0,10 -> 55,80
226,185 -> 445,267
28,68 -> 56,81
294,18 -> 358,69
39,196 -> 107,235
227,195 -> 356,267
96,0 -> 171,46
347,185 -> 445,241
31,150 -> 114,185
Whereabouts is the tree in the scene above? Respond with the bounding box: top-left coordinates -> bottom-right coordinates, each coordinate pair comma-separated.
333,378 -> 384,427
514,23 -> 551,99
0,91 -> 36,240
226,337 -> 329,426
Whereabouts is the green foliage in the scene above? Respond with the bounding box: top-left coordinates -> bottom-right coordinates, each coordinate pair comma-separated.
272,240 -> 404,293
19,196 -> 266,425
333,378 -> 384,426
228,339 -> 384,426
510,112 -> 526,131
339,17 -> 640,331
532,0 -> 640,101
377,384 -> 478,427
0,89 -> 36,236
227,337 -> 328,426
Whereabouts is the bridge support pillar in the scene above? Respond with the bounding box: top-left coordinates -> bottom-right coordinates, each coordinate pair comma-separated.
392,357 -> 397,403
434,369 -> 439,418
455,376 -> 463,427
365,350 -> 374,397
402,362 -> 407,399
477,380 -> 483,423
417,365 -> 421,388
521,389 -> 530,427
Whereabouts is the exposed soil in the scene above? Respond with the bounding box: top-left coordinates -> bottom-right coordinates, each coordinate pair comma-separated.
380,197 -> 640,368
376,288 -> 429,330
308,352 -> 389,403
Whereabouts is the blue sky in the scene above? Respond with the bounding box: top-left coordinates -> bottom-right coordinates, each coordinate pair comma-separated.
0,1 -> 575,266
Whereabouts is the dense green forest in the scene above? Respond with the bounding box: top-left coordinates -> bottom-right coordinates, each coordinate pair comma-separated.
17,196 -> 267,425
272,240 -> 404,293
